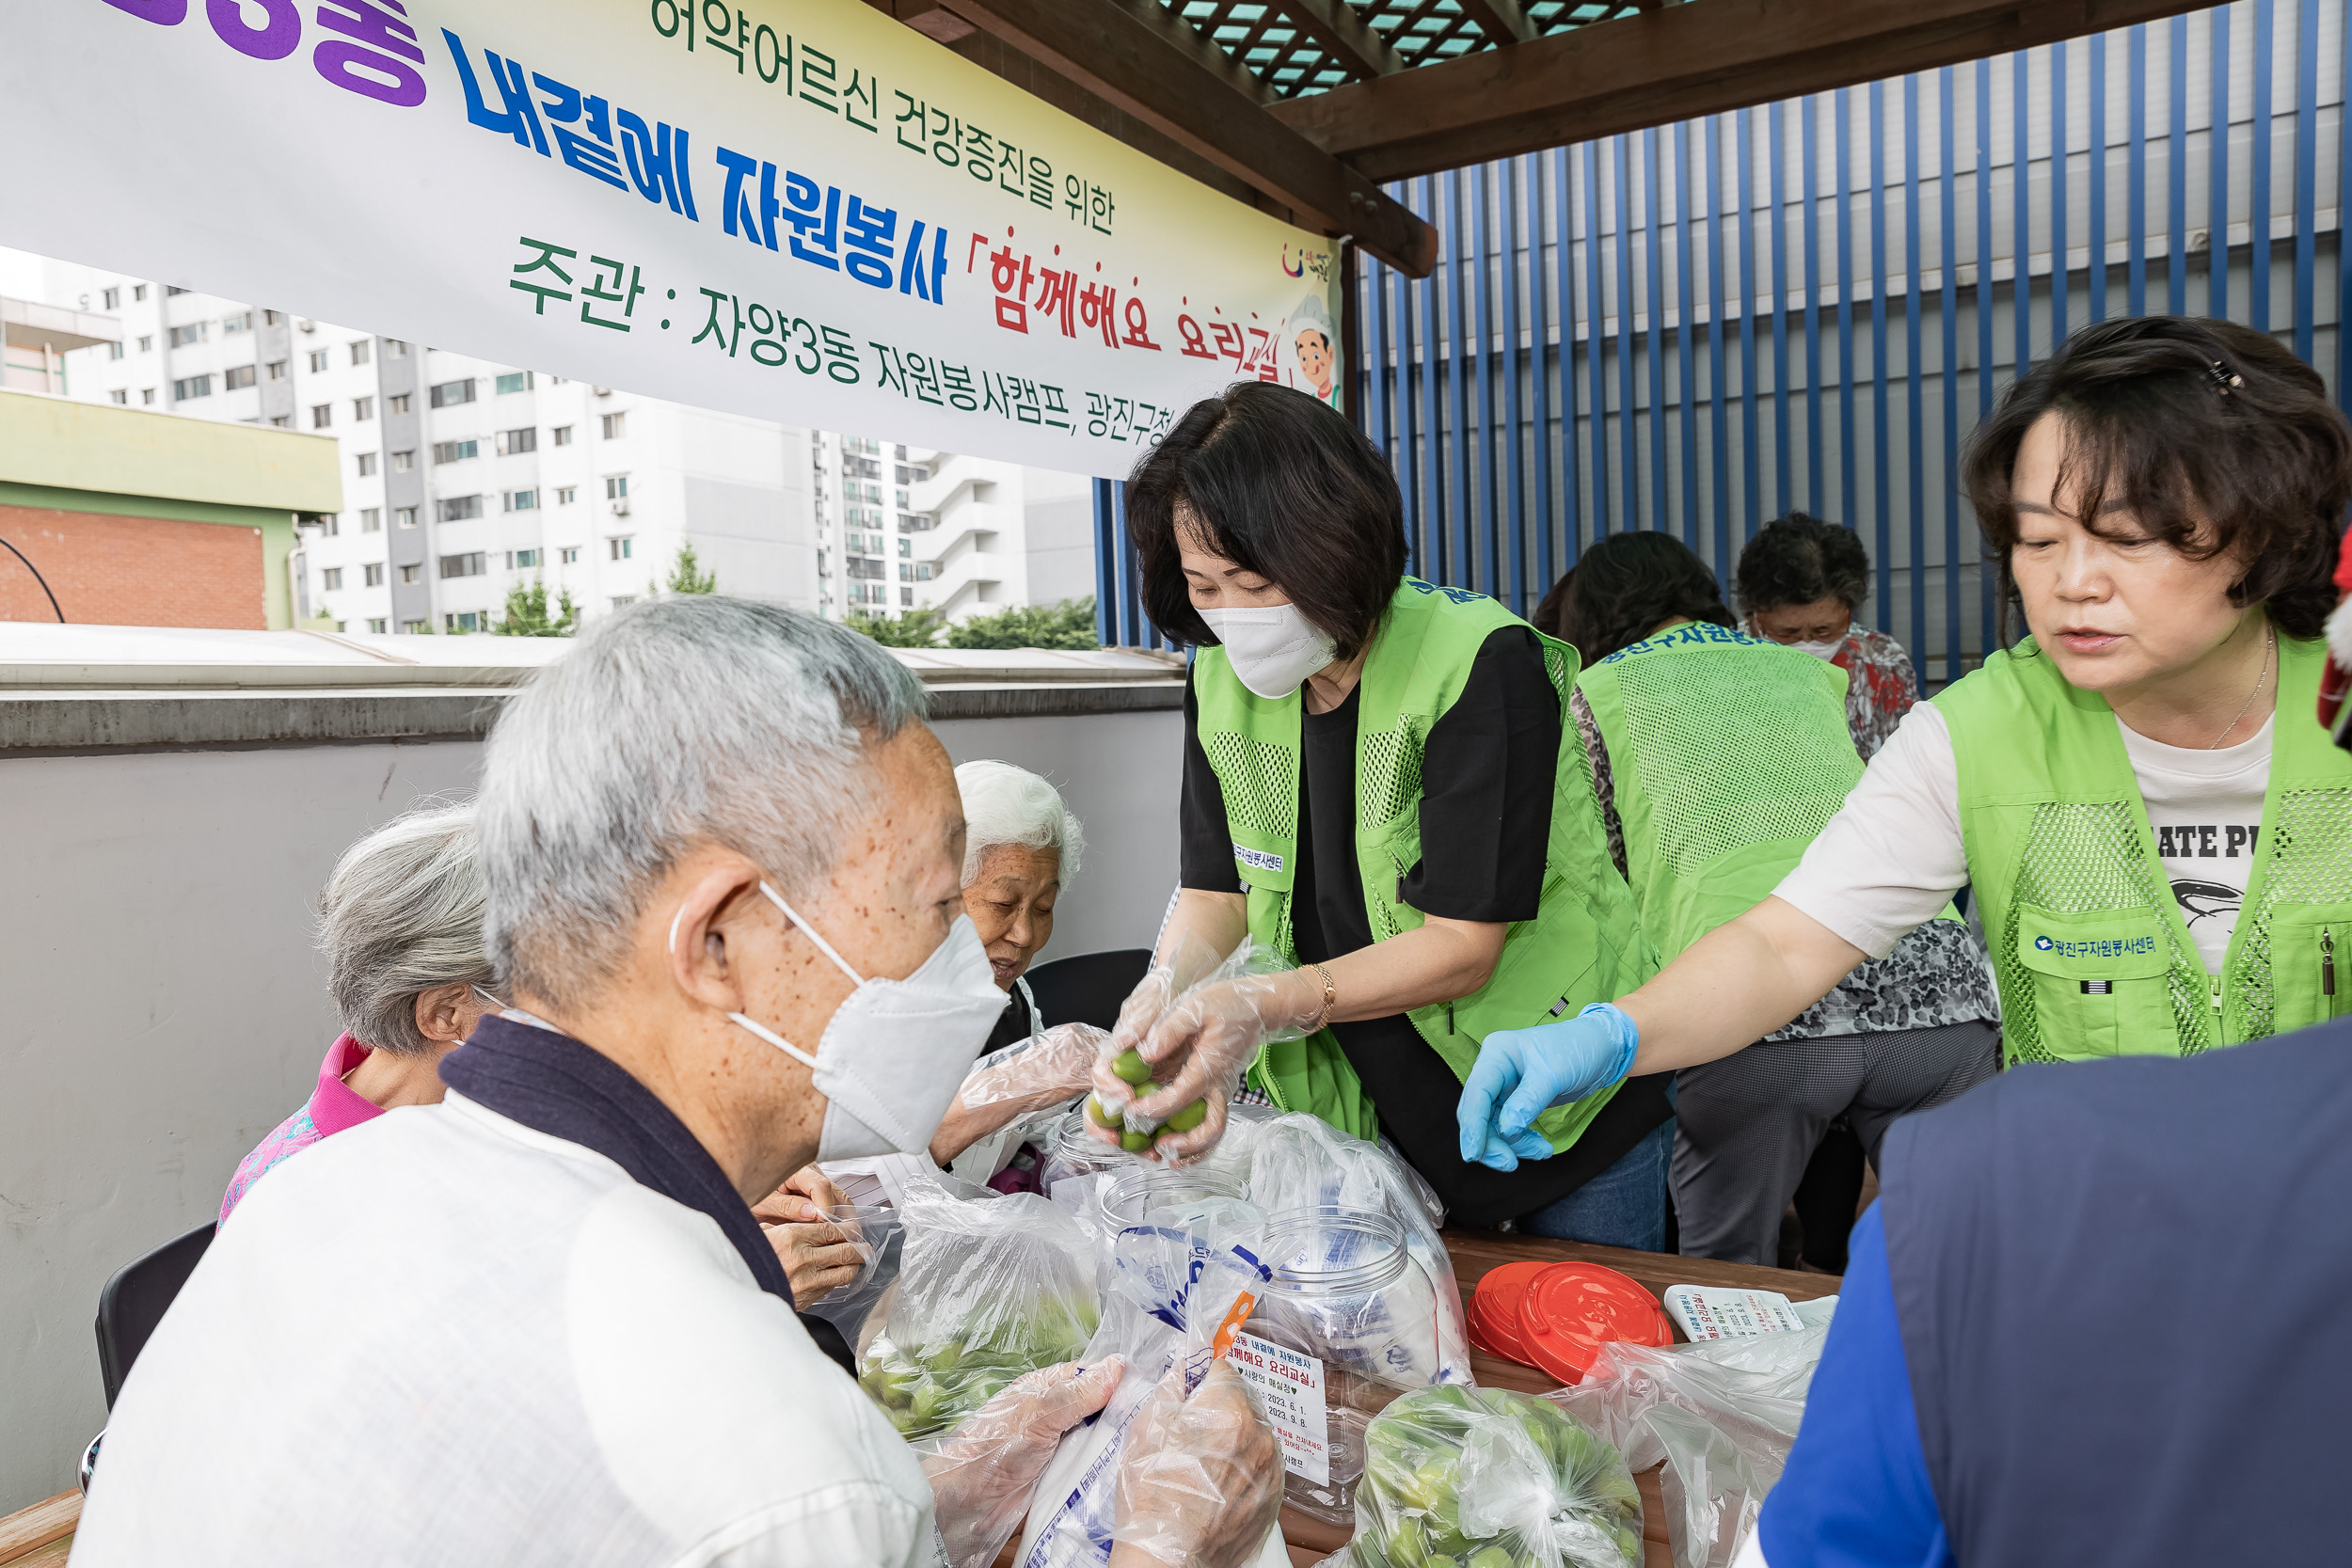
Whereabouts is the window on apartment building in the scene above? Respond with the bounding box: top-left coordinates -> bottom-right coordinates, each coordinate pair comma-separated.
495,371 -> 533,394
560,546 -> 580,563
433,439 -> 478,464
604,474 -> 628,499
386,392 -> 409,415
172,374 -> 213,400
356,451 -> 377,476
316,515 -> 340,537
108,389 -> 128,404
141,388 -> 156,405
439,552 -> 486,578
508,548 -> 541,569
555,485 -> 577,505
900,587 -> 914,607
350,341 -> 372,367
401,619 -> 429,634
898,513 -> 933,532
386,340 -> 407,357
222,365 -> 255,390
167,323 -> 205,348
347,396 -> 370,421
897,536 -> 911,558
265,359 -> 288,380
504,490 -> 537,512
391,450 -> 415,472
321,567 -> 344,592
222,312 -> 250,334
135,334 -> 152,353
367,617 -> 388,634
364,562 -> 386,586
439,495 -> 483,522
599,412 -> 627,439
308,350 -> 328,372
103,287 -> 119,309
105,341 -> 124,361
133,284 -> 149,301
445,611 -> 485,633
360,507 -> 382,532
551,425 -> 573,446
395,506 -> 418,528
262,309 -> 282,325
609,536 -> 633,561
429,378 -> 476,408
399,564 -> 421,584
847,558 -> 884,580
495,427 -> 536,455
311,404 -> 333,429
269,415 -> 290,426
895,464 -> 930,484
612,595 -> 637,609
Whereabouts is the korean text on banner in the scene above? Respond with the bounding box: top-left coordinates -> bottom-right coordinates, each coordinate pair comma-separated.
5,0 -> 1346,477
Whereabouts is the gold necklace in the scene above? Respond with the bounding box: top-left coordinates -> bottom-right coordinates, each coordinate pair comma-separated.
2209,626 -> 2275,750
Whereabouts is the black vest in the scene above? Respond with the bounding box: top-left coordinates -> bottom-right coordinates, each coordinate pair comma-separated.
1882,1022 -> 2352,1564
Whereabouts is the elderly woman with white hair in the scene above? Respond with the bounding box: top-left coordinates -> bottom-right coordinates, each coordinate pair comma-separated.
79,597 -> 1280,1568
957,758 -> 1084,1052
217,801 -> 498,1223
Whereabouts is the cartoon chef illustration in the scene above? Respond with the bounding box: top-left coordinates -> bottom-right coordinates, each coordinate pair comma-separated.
1290,292 -> 1341,409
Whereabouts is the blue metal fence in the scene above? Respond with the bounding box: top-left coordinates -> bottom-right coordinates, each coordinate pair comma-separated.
1093,1 -> 2350,682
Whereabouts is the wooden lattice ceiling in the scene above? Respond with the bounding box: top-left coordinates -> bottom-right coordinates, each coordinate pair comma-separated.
1157,0 -> 1661,101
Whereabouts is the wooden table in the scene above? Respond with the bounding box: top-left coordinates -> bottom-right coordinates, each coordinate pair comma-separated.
1274,1229 -> 1837,1567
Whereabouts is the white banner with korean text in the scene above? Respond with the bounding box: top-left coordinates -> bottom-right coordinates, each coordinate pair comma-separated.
3,0 -> 1344,477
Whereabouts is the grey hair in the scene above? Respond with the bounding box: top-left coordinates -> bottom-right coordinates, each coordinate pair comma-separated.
478,597 -> 927,1008
956,759 -> 1083,888
319,800 -> 494,1055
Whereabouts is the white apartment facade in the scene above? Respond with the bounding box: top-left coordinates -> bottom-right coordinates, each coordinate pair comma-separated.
22,254 -> 1093,637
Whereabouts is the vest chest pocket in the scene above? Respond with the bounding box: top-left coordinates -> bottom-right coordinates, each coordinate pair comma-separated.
2267,902 -> 2352,1033
2014,905 -> 2178,1058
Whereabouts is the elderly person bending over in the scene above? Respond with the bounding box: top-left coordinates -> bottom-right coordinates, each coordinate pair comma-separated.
76,598 -> 1279,1568
219,801 -> 497,1222
960,759 -> 1083,1051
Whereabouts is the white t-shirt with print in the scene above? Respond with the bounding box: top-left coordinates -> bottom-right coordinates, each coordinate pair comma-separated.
1775,704 -> 2272,976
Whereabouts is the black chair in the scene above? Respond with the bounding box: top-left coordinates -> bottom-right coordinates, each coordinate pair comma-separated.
1023,947 -> 1152,1032
95,1222 -> 215,1410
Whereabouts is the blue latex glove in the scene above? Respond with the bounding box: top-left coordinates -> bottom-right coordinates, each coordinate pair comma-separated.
1455,1003 -> 1641,1171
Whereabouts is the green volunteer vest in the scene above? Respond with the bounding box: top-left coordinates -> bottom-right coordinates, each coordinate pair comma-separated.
1193,578 -> 1656,1149
1937,631 -> 2352,1063
1575,623 -> 1863,965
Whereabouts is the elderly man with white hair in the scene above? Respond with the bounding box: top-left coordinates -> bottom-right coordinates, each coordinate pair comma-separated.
74,599 -> 1280,1568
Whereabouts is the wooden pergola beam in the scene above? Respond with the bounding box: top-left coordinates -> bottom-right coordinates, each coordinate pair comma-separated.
1268,0 -> 2217,182
930,0 -> 1442,274
1268,0 -> 1406,81
1453,0 -> 1534,50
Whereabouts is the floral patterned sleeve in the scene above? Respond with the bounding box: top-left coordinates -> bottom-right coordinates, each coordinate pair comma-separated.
1837,628 -> 1920,760
1568,686 -> 1628,879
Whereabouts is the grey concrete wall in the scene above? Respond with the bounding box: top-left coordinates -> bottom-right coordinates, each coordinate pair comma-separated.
0,701 -> 1179,1513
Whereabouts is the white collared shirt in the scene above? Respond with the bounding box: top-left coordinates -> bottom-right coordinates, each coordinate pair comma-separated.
73,1092 -> 938,1568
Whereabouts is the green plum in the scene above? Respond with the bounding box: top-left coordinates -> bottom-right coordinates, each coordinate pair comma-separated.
1111,1048 -> 1155,1085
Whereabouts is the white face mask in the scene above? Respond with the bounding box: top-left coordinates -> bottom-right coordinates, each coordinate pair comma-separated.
1789,638 -> 1844,660
684,886 -> 1007,1162
1200,603 -> 1337,700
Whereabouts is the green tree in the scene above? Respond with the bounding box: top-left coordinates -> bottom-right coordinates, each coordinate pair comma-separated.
945,597 -> 1099,651
665,541 -> 718,595
847,606 -> 948,647
494,577 -> 581,637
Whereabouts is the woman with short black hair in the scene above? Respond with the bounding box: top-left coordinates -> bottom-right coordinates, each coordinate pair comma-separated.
1734,514 -> 1919,757
1538,532 -> 1998,1265
1092,382 -> 1674,1245
1461,315 -> 2352,1164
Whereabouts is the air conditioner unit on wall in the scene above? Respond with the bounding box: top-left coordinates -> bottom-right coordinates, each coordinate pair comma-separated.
593,386 -> 612,396
296,319 -> 315,332
611,499 -> 630,515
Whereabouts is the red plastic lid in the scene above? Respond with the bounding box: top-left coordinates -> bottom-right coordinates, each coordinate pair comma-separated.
1515,1262 -> 1674,1385
1468,1260 -> 1549,1366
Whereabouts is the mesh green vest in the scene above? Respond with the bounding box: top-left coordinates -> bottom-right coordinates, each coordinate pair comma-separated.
1192,578 -> 1656,1148
1936,632 -> 2352,1062
1575,623 -> 1862,964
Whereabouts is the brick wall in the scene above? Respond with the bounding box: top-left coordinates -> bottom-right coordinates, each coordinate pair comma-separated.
0,504 -> 266,628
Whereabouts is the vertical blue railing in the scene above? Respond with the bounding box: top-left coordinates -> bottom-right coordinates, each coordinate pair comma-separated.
1098,1 -> 2347,678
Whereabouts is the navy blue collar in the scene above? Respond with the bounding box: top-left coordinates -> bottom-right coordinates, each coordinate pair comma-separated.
440,1013 -> 853,1373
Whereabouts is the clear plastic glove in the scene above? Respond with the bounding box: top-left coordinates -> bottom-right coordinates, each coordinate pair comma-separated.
1107,929 -> 1230,1061
923,1358 -> 1123,1568
1110,1359 -> 1283,1568
753,1165 -> 866,1305
1456,1003 -> 1640,1171
930,1022 -> 1107,1166
1091,963 -> 1323,1166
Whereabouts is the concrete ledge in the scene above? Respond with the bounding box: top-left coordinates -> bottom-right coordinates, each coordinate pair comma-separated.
0,679 -> 1183,752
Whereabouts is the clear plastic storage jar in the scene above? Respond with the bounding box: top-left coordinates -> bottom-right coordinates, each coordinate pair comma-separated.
1236,1205 -> 1441,1526
1038,1109 -> 1125,1215
1095,1164 -> 1248,1232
